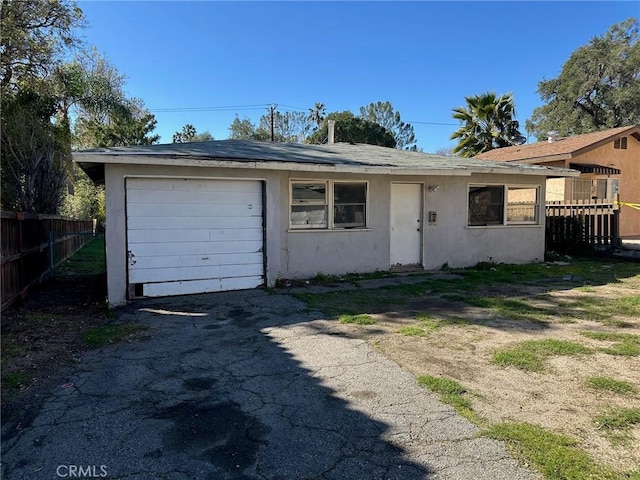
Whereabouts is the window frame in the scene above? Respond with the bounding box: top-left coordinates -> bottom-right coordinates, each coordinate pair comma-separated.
467,183 -> 541,228
289,179 -> 369,231
506,185 -> 540,225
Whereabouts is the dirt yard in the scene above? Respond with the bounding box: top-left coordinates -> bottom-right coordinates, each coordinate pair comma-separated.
319,263 -> 640,474
1,274 -> 108,434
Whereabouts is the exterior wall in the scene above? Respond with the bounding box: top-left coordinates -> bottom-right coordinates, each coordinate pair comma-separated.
537,138 -> 639,237
104,164 -> 283,306
104,163 -> 548,305
420,173 -> 546,269
572,139 -> 640,237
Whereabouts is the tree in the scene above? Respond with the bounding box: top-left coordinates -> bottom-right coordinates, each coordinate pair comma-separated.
307,111 -> 396,148
0,0 -> 84,91
450,92 -> 526,157
434,146 -> 456,156
358,101 -> 417,150
308,102 -> 326,129
1,90 -> 67,213
257,110 -> 313,143
228,115 -> 257,139
172,124 -> 214,143
526,18 -> 640,140
74,97 -> 159,148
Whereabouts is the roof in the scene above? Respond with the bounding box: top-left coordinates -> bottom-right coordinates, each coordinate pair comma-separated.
74,139 -> 579,183
474,125 -> 640,163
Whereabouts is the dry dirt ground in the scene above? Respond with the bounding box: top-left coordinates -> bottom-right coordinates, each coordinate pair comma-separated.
1,274 -> 108,433
328,272 -> 640,474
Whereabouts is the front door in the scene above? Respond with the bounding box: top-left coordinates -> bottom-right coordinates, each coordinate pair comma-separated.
390,183 -> 422,267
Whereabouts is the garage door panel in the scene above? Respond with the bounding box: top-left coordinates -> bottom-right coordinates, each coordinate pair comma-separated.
143,275 -> 263,298
127,203 -> 260,218
126,188 -> 262,205
129,240 -> 263,257
130,252 -> 264,270
126,178 -> 264,298
128,178 -> 261,193
127,227 -> 263,244
127,215 -> 263,231
129,263 -> 264,284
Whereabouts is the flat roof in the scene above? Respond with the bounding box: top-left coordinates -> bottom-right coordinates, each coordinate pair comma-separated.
74,140 -> 579,183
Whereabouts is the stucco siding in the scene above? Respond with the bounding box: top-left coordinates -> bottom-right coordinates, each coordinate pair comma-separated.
576,139 -> 640,237
103,163 -> 548,306
421,174 -> 545,269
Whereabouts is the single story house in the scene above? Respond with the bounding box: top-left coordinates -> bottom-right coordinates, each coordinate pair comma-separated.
75,140 -> 577,306
475,125 -> 640,238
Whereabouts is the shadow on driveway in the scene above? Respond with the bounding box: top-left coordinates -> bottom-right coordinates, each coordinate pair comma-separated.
1,290 -> 534,480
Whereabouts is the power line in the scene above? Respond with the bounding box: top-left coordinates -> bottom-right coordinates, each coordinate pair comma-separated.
149,103 -> 459,126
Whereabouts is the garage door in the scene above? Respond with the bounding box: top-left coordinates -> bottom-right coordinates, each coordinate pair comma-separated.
126,178 -> 264,298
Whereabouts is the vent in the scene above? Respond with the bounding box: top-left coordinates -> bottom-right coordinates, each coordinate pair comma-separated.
614,137 -> 628,149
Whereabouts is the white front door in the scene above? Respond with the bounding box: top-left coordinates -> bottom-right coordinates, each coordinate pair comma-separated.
390,183 -> 422,267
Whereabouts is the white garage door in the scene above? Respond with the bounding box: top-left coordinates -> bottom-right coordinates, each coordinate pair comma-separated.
126,177 -> 264,298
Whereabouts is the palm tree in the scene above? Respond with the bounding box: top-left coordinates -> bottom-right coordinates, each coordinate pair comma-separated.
308,102 -> 326,129
450,92 -> 526,157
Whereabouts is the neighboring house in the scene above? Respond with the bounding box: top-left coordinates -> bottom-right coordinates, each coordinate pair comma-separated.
75,140 -> 576,306
475,125 -> 640,238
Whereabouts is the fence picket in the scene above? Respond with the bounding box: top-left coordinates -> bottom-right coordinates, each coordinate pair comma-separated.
545,201 -> 620,252
1,212 -> 95,310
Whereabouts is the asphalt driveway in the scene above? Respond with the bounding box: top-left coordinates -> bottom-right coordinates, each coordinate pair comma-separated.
2,289 -> 537,480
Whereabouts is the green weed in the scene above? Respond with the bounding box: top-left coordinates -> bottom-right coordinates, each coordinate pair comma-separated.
586,376 -> 637,396
493,339 -> 591,372
485,422 -> 619,480
83,323 -> 147,347
57,237 -> 105,275
3,371 -> 32,388
338,314 -> 375,325
596,408 -> 640,431
417,375 -> 481,425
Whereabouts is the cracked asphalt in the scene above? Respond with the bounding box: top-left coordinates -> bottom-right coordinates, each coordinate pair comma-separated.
1,289 -> 538,480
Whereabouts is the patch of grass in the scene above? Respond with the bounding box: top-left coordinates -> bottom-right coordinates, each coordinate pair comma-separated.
586,376 -> 637,396
493,339 -> 592,372
312,273 -> 343,285
0,345 -> 26,363
398,315 -> 470,337
57,236 -> 105,276
397,326 -> 427,336
485,422 -> 619,480
295,281 -> 431,317
417,375 -> 482,425
83,323 -> 147,347
466,296 -> 551,323
25,312 -> 63,322
596,408 -> 640,431
3,371 -> 32,388
581,331 -> 640,357
338,314 -> 375,325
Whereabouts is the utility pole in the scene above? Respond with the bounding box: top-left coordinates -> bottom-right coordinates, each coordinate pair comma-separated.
269,104 -> 277,142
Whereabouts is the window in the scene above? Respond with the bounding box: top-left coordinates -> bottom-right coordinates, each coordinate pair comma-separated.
334,182 -> 367,228
468,185 -> 504,226
468,184 -> 540,227
291,182 -> 327,229
290,180 -> 368,230
614,137 -> 627,149
507,186 -> 539,224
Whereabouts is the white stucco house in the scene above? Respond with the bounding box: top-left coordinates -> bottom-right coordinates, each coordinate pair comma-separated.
75,140 -> 577,306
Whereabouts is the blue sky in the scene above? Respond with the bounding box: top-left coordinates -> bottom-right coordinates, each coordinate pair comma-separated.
78,1 -> 638,152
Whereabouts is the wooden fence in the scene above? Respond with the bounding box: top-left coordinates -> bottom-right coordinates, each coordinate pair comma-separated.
545,200 -> 620,252
1,212 -> 95,311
